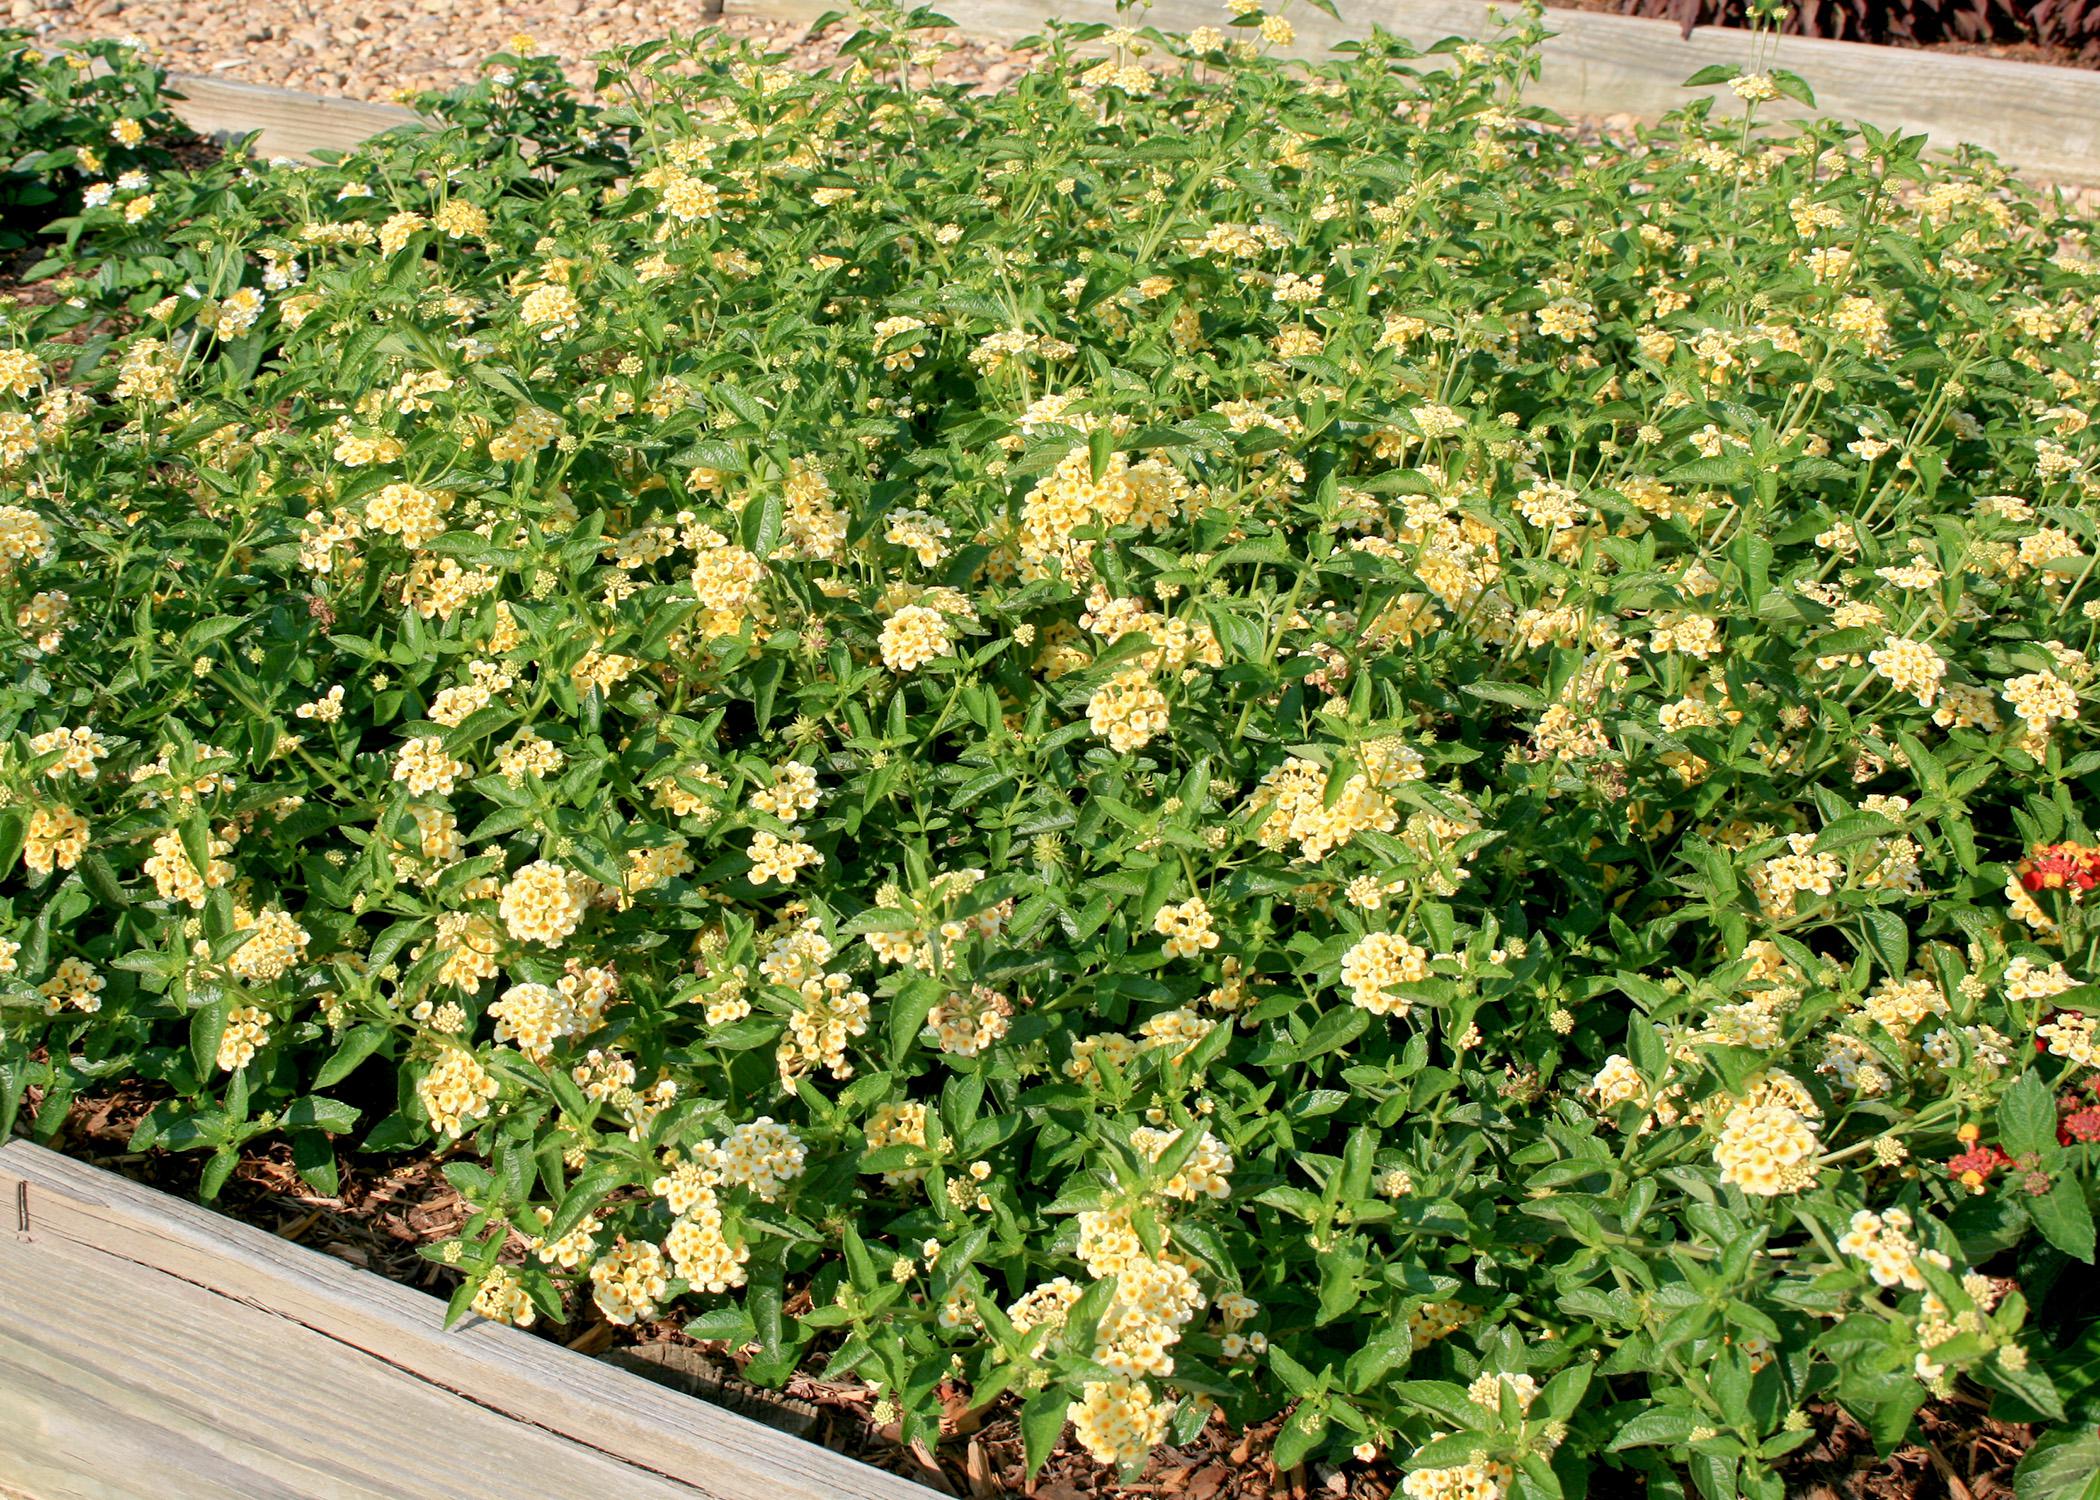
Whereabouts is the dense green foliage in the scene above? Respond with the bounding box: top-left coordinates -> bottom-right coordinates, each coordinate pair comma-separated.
0,34 -> 184,251
1,12 -> 2097,1497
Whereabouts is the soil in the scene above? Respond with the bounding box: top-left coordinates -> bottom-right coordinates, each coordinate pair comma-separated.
33,1091 -> 2043,1500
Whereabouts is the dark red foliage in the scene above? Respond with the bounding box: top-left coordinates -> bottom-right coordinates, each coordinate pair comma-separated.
1590,0 -> 2100,65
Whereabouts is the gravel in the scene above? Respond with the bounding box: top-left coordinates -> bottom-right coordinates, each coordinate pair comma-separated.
21,0 -> 1029,101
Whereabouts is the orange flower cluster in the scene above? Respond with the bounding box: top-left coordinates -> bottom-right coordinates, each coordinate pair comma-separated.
2018,842 -> 2100,893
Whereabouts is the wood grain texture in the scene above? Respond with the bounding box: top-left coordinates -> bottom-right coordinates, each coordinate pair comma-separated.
162,73 -> 417,159
0,1233 -> 688,1500
0,1140 -> 928,1500
724,0 -> 2100,185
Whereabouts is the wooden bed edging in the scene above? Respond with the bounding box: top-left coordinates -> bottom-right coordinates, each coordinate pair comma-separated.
0,1139 -> 929,1500
161,73 -> 418,161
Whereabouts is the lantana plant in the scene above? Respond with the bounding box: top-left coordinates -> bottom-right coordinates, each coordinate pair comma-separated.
0,7 -> 2095,1496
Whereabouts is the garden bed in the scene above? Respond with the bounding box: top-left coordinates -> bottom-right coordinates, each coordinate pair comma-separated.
1,14 -> 2097,1500
0,1136 -> 927,1500
13,1097 -> 2051,1500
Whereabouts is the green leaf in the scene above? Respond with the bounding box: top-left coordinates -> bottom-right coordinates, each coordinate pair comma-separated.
1269,1345 -> 1323,1400
79,852 -> 129,908
1272,1404 -> 1328,1471
1978,1352 -> 2067,1424
1514,1453 -> 1566,1500
1768,69 -> 1816,107
443,1276 -> 482,1331
670,438 -> 746,472
1812,812 -> 1895,854
0,806 -> 23,878
290,1130 -> 340,1197
1858,909 -> 1908,978
189,993 -> 230,1076
740,485 -> 784,559
1689,1452 -> 1741,1500
2000,1073 -> 2060,1160
199,1145 -> 239,1201
685,1304 -> 759,1345
443,1162 -> 496,1196
282,1095 -> 361,1134
1665,456 -> 1748,485
715,384 -> 769,427
1316,1243 -> 1366,1324
1461,681 -> 1545,711
1861,1385 -> 1928,1456
546,1056 -> 593,1121
360,1111 -> 426,1151
545,1160 -> 628,1242
1609,1406 -> 1701,1450
887,975 -> 941,1062
1346,1320 -> 1414,1392
841,1222 -> 878,1293
2029,1176 -> 2096,1263
2015,1428 -> 2100,1500
1021,1388 -> 1068,1477
179,809 -> 215,900
1393,1379 -> 1494,1429
1198,599 -> 1268,662
315,1024 -> 389,1088
1088,424 -> 1114,482
1287,1004 -> 1371,1064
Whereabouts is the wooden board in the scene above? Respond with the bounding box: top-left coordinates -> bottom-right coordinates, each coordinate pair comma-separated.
162,73 -> 418,160
725,0 -> 2100,186
0,1140 -> 928,1500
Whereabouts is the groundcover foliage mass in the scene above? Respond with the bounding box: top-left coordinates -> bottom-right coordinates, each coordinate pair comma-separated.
1,12 -> 2097,1496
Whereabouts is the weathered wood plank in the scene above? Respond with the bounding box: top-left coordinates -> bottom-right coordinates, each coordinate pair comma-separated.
725,0 -> 2100,185
0,1227 -> 704,1500
163,73 -> 418,159
0,1140 -> 928,1500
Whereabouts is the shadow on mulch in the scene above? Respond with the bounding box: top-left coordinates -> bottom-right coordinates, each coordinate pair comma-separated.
1785,1400 -> 2036,1500
0,238 -> 64,304
0,130 -> 224,301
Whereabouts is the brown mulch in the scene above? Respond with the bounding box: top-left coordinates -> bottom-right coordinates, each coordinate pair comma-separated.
27,1089 -> 2041,1500
62,1083 -> 468,1287
0,242 -> 57,302
1782,1401 -> 2037,1500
